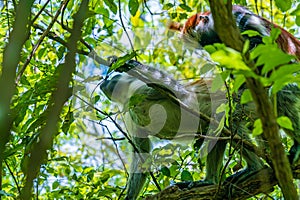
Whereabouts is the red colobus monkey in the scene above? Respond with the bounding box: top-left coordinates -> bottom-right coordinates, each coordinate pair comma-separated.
170,3 -> 300,191
169,5 -> 300,59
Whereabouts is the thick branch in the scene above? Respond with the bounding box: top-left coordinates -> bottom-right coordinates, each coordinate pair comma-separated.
21,1 -> 89,199
0,0 -> 34,196
145,165 -> 300,200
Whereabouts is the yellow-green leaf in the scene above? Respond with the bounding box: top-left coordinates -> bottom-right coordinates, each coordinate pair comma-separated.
277,116 -> 294,130
253,119 -> 263,136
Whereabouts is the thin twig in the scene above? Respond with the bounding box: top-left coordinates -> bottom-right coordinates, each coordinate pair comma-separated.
74,94 -> 161,191
96,137 -> 125,141
4,159 -> 21,195
118,0 -> 136,56
16,0 -> 69,83
100,122 -> 128,175
31,0 -> 51,25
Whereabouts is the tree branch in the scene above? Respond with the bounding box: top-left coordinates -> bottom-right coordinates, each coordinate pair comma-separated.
0,0 -> 34,197
21,1 -> 89,199
16,0 -> 69,83
145,165 -> 300,200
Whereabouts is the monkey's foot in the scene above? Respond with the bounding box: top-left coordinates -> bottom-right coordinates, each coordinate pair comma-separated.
173,180 -> 213,189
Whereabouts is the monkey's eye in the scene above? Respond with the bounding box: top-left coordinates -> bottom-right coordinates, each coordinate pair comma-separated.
199,15 -> 209,24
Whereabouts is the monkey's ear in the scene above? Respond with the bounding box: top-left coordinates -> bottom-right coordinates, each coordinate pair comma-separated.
168,21 -> 183,32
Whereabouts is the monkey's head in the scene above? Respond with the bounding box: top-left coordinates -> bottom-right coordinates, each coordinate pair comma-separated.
169,11 -> 221,47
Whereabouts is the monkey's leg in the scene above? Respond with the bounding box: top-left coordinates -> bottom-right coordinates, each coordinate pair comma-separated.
204,140 -> 227,184
125,137 -> 151,200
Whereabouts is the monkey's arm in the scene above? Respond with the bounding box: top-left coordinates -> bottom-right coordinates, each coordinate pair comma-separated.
125,135 -> 151,200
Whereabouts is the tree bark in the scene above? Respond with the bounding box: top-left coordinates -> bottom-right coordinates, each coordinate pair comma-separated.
144,165 -> 300,200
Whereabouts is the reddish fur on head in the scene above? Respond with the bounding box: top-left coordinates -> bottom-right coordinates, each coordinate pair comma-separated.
168,6 -> 300,60
180,14 -> 199,34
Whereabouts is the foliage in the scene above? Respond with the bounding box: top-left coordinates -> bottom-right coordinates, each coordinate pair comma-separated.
0,0 -> 299,199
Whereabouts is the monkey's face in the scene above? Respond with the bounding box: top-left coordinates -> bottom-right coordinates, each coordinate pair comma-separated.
181,12 -> 221,47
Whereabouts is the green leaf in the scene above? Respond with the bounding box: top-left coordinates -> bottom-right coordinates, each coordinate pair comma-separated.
103,0 -> 117,14
169,163 -> 180,177
296,16 -> 300,26
204,45 -> 217,54
233,75 -> 245,93
210,47 -> 250,71
100,173 -> 110,183
216,103 -> 226,114
181,170 -> 193,181
269,63 -> 300,93
251,44 -> 294,74
241,30 -> 261,37
277,116 -> 294,130
161,166 -> 171,177
38,48 -> 46,59
291,4 -> 300,15
163,3 -> 174,10
129,0 -> 139,16
253,119 -> 263,136
179,4 -> 192,12
275,0 -> 292,12
52,181 -> 60,189
109,52 -> 136,73
241,89 -> 253,104
242,39 -> 250,54
62,109 -> 74,135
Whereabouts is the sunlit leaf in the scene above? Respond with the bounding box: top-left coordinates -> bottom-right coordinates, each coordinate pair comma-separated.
103,0 -> 117,14
296,16 -> 300,26
210,47 -> 250,71
251,44 -> 294,74
277,116 -> 294,130
163,3 -> 174,10
241,89 -> 253,104
109,52 -> 136,73
253,119 -> 263,136
275,0 -> 292,12
233,75 -> 246,93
